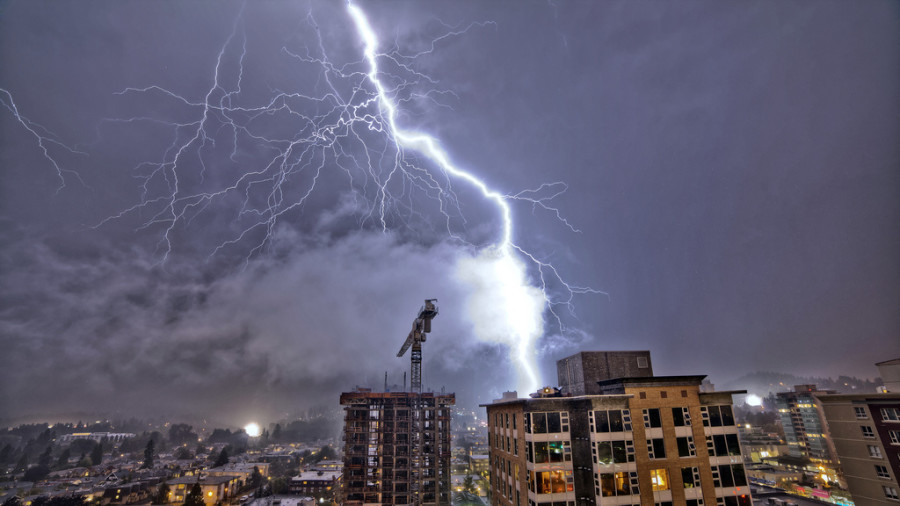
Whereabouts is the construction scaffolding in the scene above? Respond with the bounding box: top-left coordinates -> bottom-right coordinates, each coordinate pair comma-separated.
340,390 -> 454,506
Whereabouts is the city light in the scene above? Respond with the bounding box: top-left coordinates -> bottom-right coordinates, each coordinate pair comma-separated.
244,423 -> 261,437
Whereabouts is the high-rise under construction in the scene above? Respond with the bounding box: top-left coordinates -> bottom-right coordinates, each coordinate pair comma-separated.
341,389 -> 455,505
340,300 -> 455,505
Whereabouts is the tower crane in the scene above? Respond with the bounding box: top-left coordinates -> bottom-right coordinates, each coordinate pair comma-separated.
397,299 -> 438,393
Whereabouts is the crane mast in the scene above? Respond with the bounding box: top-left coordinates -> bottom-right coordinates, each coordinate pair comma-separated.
397,299 -> 438,393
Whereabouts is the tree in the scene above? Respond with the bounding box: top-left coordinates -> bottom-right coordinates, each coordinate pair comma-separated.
141,440 -> 155,469
317,445 -> 336,461
272,424 -> 282,442
249,466 -> 263,489
174,447 -> 193,460
463,473 -> 476,495
183,482 -> 205,506
168,424 -> 198,446
91,442 -> 103,467
57,448 -> 71,468
24,464 -> 51,482
152,482 -> 171,505
213,447 -> 229,467
15,453 -> 28,472
38,446 -> 52,468
269,477 -> 288,495
0,443 -> 12,464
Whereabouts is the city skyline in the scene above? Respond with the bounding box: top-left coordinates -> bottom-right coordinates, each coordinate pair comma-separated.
1,0 -> 898,425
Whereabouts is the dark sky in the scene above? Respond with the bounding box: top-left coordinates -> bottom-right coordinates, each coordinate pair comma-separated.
1,0 -> 898,426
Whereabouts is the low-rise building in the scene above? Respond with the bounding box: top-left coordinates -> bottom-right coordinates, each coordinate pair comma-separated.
167,475 -> 240,506
289,469 -> 341,498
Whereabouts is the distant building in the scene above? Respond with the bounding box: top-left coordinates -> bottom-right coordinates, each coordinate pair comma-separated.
206,462 -> 270,482
59,432 -> 136,444
340,389 -> 455,505
167,475 -> 239,506
290,469 -> 341,498
818,358 -> 900,504
484,351 -> 752,506
774,385 -> 840,466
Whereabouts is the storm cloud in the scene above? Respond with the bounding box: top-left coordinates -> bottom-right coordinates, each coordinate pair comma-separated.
1,0 -> 898,424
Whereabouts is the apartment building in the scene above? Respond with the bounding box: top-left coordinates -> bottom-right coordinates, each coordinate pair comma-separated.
484,351 -> 751,506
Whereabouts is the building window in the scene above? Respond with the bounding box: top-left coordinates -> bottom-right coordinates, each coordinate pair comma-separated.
637,356 -> 649,368
682,466 -> 701,488
640,392 -> 647,399
530,470 -> 573,494
661,391 -> 668,399
855,407 -> 868,419
681,390 -> 688,398
529,441 -> 571,464
594,440 -> 635,464
712,465 -> 748,488
648,438 -> 666,459
862,426 -> 876,439
706,434 -> 742,457
884,486 -> 899,500
644,408 -> 662,428
673,407 -> 692,426
592,409 -> 632,432
599,471 -> 639,497
677,436 -> 696,457
529,411 -> 569,434
877,465 -> 891,479
890,430 -> 900,445
701,405 -> 736,427
686,501 -> 704,506
513,414 -> 517,430
869,445 -> 883,458
882,408 -> 900,422
650,469 -> 670,491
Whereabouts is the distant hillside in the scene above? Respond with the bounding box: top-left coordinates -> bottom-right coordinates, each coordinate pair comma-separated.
720,371 -> 881,397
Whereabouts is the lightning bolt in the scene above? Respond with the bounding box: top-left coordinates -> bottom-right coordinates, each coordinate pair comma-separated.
73,3 -> 602,394
346,4 -> 603,393
0,88 -> 87,192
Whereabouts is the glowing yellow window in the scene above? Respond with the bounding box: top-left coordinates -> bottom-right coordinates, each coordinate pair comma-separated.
650,468 -> 669,491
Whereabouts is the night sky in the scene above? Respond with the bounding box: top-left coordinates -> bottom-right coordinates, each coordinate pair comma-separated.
1,1 -> 898,425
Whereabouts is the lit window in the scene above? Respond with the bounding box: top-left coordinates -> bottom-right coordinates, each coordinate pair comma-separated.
599,471 -> 638,497
650,468 -> 670,491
